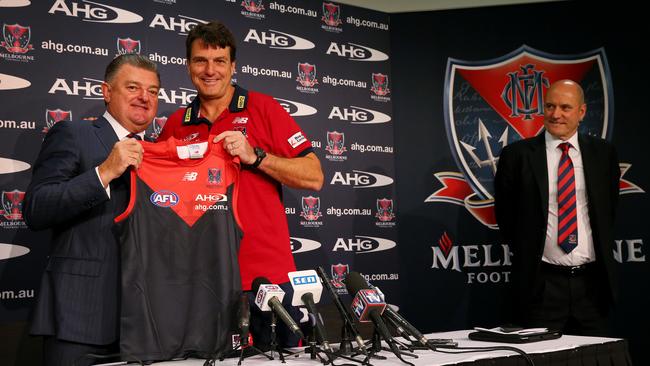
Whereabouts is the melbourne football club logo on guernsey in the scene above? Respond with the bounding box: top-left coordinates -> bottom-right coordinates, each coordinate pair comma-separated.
370,73 -> 390,102
296,62 -> 319,94
299,195 -> 323,228
241,0 -> 265,20
1,189 -> 27,229
426,45 -> 643,229
375,198 -> 396,227
325,131 -> 347,162
43,108 -> 72,134
145,116 -> 167,141
207,168 -> 222,186
330,263 -> 349,293
1,23 -> 34,62
321,2 -> 342,33
116,37 -> 141,55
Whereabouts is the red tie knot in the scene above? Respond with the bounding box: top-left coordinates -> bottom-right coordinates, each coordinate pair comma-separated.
559,142 -> 572,154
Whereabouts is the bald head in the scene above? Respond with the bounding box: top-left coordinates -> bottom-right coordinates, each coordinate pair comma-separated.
548,79 -> 584,105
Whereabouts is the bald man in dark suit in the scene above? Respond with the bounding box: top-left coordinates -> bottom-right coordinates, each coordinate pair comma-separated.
495,80 -> 619,336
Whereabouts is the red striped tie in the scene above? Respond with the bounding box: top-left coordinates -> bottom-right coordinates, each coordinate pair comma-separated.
557,142 -> 577,253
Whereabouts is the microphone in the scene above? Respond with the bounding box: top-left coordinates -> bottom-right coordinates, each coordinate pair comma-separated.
344,272 -> 401,357
288,270 -> 332,351
316,266 -> 367,353
348,272 -> 432,349
237,293 -> 251,347
252,277 -> 305,340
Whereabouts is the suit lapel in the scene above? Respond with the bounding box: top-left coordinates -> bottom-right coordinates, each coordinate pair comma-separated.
529,133 -> 549,219
93,116 -> 119,154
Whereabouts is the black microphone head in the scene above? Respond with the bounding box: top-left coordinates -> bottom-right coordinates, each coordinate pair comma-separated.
343,271 -> 370,295
251,276 -> 272,294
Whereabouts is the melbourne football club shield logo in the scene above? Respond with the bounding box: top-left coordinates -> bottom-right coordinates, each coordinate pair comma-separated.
322,3 -> 342,27
1,190 -> 25,221
44,109 -> 72,133
434,45 -> 613,228
371,73 -> 390,96
242,0 -> 264,13
300,196 -> 322,221
375,198 -> 395,222
117,37 -> 141,54
326,131 -> 346,155
297,63 -> 318,87
1,23 -> 33,54
331,263 -> 349,291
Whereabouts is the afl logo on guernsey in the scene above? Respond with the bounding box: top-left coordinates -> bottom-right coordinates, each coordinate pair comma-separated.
150,190 -> 179,207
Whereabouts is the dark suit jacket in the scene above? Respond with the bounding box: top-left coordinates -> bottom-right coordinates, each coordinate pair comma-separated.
24,116 -> 128,345
494,132 -> 619,319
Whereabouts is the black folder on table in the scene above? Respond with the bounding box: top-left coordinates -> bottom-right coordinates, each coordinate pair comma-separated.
469,328 -> 562,343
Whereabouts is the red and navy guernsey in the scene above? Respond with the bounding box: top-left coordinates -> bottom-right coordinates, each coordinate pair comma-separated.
115,137 -> 242,362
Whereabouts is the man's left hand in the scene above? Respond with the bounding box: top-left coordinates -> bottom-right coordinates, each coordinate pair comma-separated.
214,131 -> 256,165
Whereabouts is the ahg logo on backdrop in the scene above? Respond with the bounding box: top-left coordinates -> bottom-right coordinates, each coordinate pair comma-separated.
48,77 -> 103,100
0,158 -> 30,175
0,189 -> 27,229
326,42 -> 388,62
49,0 -> 143,24
328,106 -> 391,124
330,170 -> 393,188
157,87 -> 196,105
244,29 -> 315,50
290,237 -> 322,254
432,231 -> 512,284
325,131 -> 347,162
332,236 -> 396,254
1,23 -> 35,62
0,0 -> 31,7
149,14 -> 207,35
275,98 -> 317,117
43,108 -> 72,134
0,73 -> 31,90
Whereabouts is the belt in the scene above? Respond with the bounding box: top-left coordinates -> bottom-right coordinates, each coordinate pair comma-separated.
541,261 -> 594,276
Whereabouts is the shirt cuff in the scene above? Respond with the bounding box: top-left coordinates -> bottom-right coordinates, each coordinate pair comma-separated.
95,166 -> 111,198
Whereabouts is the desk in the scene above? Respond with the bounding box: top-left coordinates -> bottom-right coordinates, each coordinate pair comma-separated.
109,330 -> 632,366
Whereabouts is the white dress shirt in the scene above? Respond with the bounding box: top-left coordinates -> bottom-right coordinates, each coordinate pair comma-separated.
542,131 -> 595,266
95,111 -> 145,197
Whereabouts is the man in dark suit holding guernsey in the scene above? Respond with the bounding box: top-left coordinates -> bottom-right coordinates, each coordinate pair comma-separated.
24,54 -> 160,365
495,79 -> 620,336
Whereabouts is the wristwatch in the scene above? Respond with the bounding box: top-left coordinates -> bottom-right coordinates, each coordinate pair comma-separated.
249,146 -> 267,168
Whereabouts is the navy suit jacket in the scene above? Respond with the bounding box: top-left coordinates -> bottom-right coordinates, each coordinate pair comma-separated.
24,116 -> 128,345
494,132 -> 620,319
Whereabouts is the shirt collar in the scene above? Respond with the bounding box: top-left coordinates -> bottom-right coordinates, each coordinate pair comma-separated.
103,111 -> 144,140
182,84 -> 249,126
544,130 -> 580,152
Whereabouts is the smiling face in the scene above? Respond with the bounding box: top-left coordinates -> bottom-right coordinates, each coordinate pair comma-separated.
543,80 -> 586,141
102,64 -> 160,133
188,40 -> 236,102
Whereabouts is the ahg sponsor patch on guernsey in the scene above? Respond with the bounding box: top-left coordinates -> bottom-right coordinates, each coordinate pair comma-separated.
288,131 -> 307,148
150,190 -> 179,207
